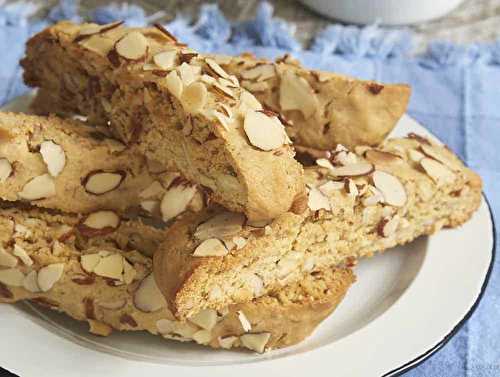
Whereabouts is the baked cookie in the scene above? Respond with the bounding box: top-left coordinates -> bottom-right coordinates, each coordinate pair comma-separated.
22,22 -> 305,221
154,135 -> 482,319
0,204 -> 354,352
209,53 -> 411,150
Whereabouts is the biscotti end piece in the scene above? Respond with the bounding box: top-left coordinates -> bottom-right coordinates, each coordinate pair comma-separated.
211,53 -> 411,150
0,204 -> 354,352
154,135 -> 482,319
22,22 -> 305,221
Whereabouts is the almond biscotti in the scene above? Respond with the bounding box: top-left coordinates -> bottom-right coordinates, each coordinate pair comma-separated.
0,205 -> 354,352
208,53 -> 411,150
22,22 -> 305,221
154,134 -> 482,319
0,112 -> 204,221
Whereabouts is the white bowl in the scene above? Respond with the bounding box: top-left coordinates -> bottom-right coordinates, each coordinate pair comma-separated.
299,0 -> 465,25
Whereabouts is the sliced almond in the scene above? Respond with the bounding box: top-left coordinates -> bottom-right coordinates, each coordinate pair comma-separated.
378,215 -> 400,238
93,254 -> 124,280
80,35 -> 115,56
218,336 -> 238,349
279,70 -> 318,119
75,21 -> 123,41
345,179 -> 359,197
115,31 -> 148,61
329,162 -> 374,177
372,171 -> 407,207
141,200 -> 159,214
156,319 -> 176,335
13,245 -> 33,266
193,238 -> 228,257
243,110 -> 285,151
181,82 -> 207,114
307,187 -> 331,211
237,310 -> 252,332
420,145 -> 462,171
241,64 -> 275,81
23,271 -> 40,293
122,259 -> 136,285
0,158 -> 12,182
14,223 -> 32,238
365,149 -> 402,167
40,140 -> 66,177
166,70 -> 183,99
18,174 -> 56,200
211,82 -> 235,99
0,248 -> 17,268
83,170 -> 125,195
178,62 -> 195,86
194,212 -> 245,241
420,158 -> 456,185
240,91 -> 263,111
0,268 -> 24,287
212,110 -> 232,131
160,183 -> 197,222
37,263 -> 64,292
133,273 -> 167,312
153,50 -> 177,70
80,210 -> 120,236
205,58 -> 230,79
240,333 -> 271,353
318,180 -> 344,196
139,181 -> 165,199
233,236 -> 247,250
193,329 -> 212,345
408,149 -> 425,163
189,308 -> 218,331
316,158 -> 335,170
81,253 -> 101,274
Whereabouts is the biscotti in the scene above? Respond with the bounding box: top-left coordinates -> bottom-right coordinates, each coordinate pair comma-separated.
154,134 -> 482,319
0,204 -> 354,352
0,112 -> 205,221
208,53 -> 411,150
22,22 -> 305,221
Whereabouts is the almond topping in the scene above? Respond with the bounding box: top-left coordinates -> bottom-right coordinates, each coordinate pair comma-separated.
205,58 -> 230,79
81,210 -> 120,234
23,271 -> 40,293
372,171 -> 407,207
153,50 -> 177,70
0,248 -> 17,268
0,269 -> 24,287
240,333 -> 271,353
420,158 -> 456,185
133,273 -> 167,312
420,144 -> 462,171
365,150 -> 402,167
93,254 -> 124,280
243,110 -> 286,151
329,162 -> 374,177
241,64 -> 275,81
81,254 -> 101,274
218,336 -> 238,349
166,70 -> 183,99
195,212 -> 245,241
18,174 -> 56,200
237,310 -> 252,332
83,170 -> 125,195
279,70 -> 318,119
308,187 -> 331,211
13,244 -> 33,266
378,215 -> 400,238
181,82 -> 207,114
193,330 -> 212,345
318,181 -> 344,196
37,263 -> 64,292
39,140 -> 66,177
193,238 -> 228,257
0,158 -> 12,182
189,308 -> 218,331
408,149 -> 425,162
316,158 -> 335,170
178,62 -> 195,86
115,31 -> 149,61
160,183 -> 197,222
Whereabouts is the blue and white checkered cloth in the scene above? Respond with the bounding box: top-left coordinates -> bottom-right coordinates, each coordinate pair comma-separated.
1,1 -> 499,375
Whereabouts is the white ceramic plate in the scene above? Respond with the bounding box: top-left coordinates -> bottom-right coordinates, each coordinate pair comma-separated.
0,94 -> 495,377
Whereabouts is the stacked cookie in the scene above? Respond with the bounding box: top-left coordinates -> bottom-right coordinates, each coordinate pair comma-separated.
0,21 -> 481,353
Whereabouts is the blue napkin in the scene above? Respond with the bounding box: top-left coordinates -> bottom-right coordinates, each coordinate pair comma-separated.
1,2 -> 499,375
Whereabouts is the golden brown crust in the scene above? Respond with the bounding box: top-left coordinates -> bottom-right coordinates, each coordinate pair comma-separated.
210,53 -> 411,150
154,136 -> 482,319
0,205 -> 354,351
21,22 -> 305,221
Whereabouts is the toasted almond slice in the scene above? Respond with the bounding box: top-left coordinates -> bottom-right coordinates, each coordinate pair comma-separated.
166,70 -> 183,99
193,329 -> 212,345
76,21 -> 123,40
178,62 -> 195,86
362,185 -> 385,206
237,310 -> 252,332
365,149 -> 402,167
200,74 -> 216,85
307,187 -> 331,211
81,253 -> 101,274
133,273 -> 167,312
18,174 -> 56,200
0,268 -> 24,287
378,215 -> 400,238
153,50 -> 177,70
212,82 -> 235,99
420,145 -> 462,171
189,308 -> 218,331
280,70 -> 318,119
115,31 -> 148,61
316,158 -> 335,170
218,336 -> 238,349
141,200 -> 159,214
372,170 -> 407,207
93,254 -> 124,280
242,80 -> 269,92
83,170 -> 125,195
233,236 -> 247,250
80,35 -> 115,56
0,158 -> 12,182
0,248 -> 17,268
160,183 -> 197,222
212,110 -> 232,131
241,64 -> 275,81
122,259 -> 136,285
37,263 -> 64,292
243,110 -> 285,151
195,212 -> 246,241
318,180 -> 344,196
23,271 -> 40,293
193,238 -> 228,257
82,210 -> 120,230
408,149 -> 425,163
181,82 -> 207,114
13,244 -> 33,266
329,162 -> 374,177
240,333 -> 271,353
139,181 -> 164,199
240,91 -> 263,111
420,158 -> 456,185
345,179 -> 359,197
156,319 -> 176,335
205,58 -> 230,79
